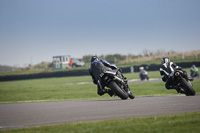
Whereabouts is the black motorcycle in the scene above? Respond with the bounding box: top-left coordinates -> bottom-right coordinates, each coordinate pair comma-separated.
99,69 -> 135,100
172,69 -> 195,96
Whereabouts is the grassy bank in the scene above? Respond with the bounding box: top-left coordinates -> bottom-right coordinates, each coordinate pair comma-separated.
2,112 -> 200,133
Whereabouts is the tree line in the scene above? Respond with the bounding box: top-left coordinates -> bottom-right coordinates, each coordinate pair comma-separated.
81,49 -> 179,64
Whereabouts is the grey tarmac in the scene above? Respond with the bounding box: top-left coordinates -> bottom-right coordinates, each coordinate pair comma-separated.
0,95 -> 200,130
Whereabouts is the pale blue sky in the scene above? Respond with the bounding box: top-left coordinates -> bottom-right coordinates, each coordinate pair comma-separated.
0,0 -> 200,67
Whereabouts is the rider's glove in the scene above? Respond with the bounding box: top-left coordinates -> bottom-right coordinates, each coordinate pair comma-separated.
168,71 -> 174,79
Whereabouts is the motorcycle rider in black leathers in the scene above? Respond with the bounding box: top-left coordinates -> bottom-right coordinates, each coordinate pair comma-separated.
159,57 -> 190,93
89,56 -> 118,96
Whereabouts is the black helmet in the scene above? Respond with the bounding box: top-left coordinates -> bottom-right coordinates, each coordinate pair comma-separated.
91,56 -> 99,62
161,57 -> 170,64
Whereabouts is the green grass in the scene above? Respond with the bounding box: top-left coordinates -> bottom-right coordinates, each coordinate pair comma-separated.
0,73 -> 199,103
0,68 -> 198,103
2,112 -> 200,133
0,69 -> 199,103
0,78 -> 95,103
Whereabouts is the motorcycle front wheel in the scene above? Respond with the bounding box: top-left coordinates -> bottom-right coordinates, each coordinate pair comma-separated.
109,81 -> 129,100
180,78 -> 196,96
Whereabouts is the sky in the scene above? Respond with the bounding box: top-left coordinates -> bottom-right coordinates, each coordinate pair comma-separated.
0,0 -> 200,67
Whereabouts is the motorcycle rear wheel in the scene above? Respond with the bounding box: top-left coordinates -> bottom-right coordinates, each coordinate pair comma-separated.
180,78 -> 196,96
109,81 -> 128,100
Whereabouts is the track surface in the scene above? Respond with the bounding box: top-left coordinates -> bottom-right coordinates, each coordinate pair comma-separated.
1,95 -> 200,130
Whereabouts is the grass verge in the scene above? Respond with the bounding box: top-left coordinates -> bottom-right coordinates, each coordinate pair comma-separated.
0,69 -> 199,103
0,78 -> 199,103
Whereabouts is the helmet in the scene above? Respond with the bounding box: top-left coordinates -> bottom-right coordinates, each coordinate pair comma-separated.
161,57 -> 170,64
91,56 -> 99,62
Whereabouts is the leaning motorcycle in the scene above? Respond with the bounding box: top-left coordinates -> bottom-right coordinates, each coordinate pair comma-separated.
99,69 -> 135,100
171,69 -> 195,96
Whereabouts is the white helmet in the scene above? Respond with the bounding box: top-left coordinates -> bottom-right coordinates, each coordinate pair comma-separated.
161,57 -> 170,64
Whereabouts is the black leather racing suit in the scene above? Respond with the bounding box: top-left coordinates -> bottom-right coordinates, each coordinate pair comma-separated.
159,62 -> 188,90
89,59 -> 117,95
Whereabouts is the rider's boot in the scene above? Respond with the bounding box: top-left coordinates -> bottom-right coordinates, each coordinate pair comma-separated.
167,85 -> 182,94
107,89 -> 114,97
175,86 -> 185,94
183,71 -> 193,81
188,77 -> 194,81
124,85 -> 132,95
97,85 -> 107,96
97,82 -> 107,96
97,83 -> 113,97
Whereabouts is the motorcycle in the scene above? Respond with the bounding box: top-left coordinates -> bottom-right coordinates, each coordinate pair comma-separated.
139,67 -> 149,81
171,69 -> 195,96
99,68 -> 135,100
190,69 -> 199,78
139,71 -> 149,81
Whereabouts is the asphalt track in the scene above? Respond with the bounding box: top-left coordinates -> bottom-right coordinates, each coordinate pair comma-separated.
1,95 -> 200,130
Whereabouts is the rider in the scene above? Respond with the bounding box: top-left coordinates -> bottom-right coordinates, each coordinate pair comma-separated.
89,56 -> 117,96
139,66 -> 149,81
190,65 -> 199,78
159,57 -> 189,93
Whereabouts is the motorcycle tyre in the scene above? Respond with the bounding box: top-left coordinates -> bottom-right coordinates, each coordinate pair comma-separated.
180,78 -> 196,96
109,81 -> 129,100
128,92 -> 135,99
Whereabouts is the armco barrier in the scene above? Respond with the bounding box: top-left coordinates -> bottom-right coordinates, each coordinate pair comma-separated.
0,69 -> 89,81
0,61 -> 199,81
